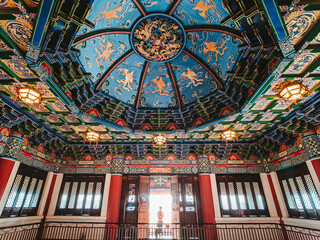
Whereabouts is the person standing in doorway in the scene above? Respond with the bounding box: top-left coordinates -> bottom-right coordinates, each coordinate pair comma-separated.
157,206 -> 164,238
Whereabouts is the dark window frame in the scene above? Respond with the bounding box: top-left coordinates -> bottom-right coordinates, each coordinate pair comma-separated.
216,174 -> 269,217
55,174 -> 105,216
277,163 -> 320,220
1,164 -> 47,218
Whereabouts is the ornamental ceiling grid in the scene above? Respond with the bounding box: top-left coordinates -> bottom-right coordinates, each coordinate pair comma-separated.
0,0 -> 319,158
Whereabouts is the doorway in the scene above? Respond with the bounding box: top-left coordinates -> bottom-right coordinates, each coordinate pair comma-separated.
149,191 -> 172,224
119,175 -> 202,234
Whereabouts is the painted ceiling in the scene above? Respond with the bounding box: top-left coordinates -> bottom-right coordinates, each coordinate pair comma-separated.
0,0 -> 319,161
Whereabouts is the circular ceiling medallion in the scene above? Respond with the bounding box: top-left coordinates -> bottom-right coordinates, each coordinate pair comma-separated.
131,14 -> 185,62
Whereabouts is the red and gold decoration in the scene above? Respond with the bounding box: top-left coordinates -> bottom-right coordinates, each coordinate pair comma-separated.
221,130 -> 237,142
132,14 -> 185,62
153,134 -> 167,146
85,131 -> 100,145
278,81 -> 308,103
14,86 -> 42,109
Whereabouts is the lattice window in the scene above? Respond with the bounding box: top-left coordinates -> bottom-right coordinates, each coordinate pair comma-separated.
236,182 -> 246,210
219,182 -> 229,210
55,175 -> 105,216
282,180 -> 295,209
93,182 -> 102,209
85,182 -> 94,209
278,163 -> 320,220
2,164 -> 47,218
304,175 -> 320,210
59,182 -> 70,209
216,174 -> 269,217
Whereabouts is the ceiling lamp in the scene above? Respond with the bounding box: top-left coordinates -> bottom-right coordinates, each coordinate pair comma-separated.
15,86 -> 42,109
85,131 -> 100,145
278,81 -> 308,103
153,134 -> 167,146
221,130 -> 237,142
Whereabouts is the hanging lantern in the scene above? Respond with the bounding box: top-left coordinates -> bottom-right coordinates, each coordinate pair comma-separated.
153,134 -> 167,146
221,130 -> 237,142
15,87 -> 42,109
85,131 -> 100,145
278,81 -> 308,102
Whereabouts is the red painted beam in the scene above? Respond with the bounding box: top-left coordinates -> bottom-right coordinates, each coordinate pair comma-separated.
132,0 -> 147,16
73,30 -> 131,46
135,61 -> 149,109
168,0 -> 182,15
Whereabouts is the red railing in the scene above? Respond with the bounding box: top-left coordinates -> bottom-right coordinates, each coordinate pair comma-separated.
0,222 -> 320,240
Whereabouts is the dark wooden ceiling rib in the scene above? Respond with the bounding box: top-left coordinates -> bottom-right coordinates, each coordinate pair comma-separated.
95,50 -> 134,90
168,0 -> 182,15
73,29 -> 131,46
135,61 -> 150,109
166,61 -> 182,109
132,0 -> 147,16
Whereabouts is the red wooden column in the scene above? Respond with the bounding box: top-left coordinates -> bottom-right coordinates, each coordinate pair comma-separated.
0,157 -> 16,202
311,159 -> 320,182
106,174 -> 123,223
199,174 -> 215,223
106,156 -> 124,239
0,130 -> 23,204
198,155 -> 217,239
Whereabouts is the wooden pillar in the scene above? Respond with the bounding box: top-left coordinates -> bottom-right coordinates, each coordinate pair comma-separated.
106,174 -> 123,223
198,155 -> 217,239
267,174 -> 289,240
0,130 -> 23,215
106,156 -> 124,239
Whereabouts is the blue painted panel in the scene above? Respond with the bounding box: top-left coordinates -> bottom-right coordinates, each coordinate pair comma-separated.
185,31 -> 241,80
32,0 -> 56,46
101,53 -> 145,105
140,62 -> 176,108
75,34 -> 131,82
260,0 -> 287,41
170,52 -> 217,106
173,0 -> 229,26
76,0 -> 141,37
140,0 -> 172,13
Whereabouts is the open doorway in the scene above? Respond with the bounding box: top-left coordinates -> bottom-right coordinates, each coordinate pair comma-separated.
149,191 -> 172,224
148,176 -> 174,239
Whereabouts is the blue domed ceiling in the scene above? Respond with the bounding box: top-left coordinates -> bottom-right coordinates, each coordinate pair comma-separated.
74,0 -> 243,110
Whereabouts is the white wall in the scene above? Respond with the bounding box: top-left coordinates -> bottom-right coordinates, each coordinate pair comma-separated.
100,173 -> 111,217
37,172 -> 54,216
260,173 -> 277,217
47,173 -> 63,216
